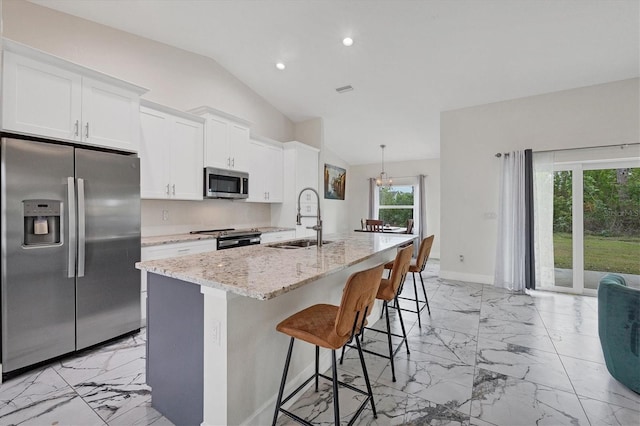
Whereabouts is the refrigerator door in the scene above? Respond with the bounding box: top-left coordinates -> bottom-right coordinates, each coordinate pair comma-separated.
1,138 -> 76,372
75,148 -> 140,350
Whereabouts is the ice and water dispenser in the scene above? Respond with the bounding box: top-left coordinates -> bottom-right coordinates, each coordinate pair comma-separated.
23,200 -> 61,246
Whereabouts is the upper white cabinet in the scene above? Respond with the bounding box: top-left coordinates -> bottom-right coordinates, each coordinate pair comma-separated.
1,40 -> 147,152
140,100 -> 204,200
189,106 -> 251,172
247,137 -> 283,203
272,142 -> 320,238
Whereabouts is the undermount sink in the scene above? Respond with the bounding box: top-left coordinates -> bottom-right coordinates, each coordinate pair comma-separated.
267,239 -> 333,249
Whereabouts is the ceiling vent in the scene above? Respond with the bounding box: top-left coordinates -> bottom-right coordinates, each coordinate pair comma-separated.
335,85 -> 354,94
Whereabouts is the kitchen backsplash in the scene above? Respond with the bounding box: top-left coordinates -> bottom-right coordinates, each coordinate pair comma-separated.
141,199 -> 272,236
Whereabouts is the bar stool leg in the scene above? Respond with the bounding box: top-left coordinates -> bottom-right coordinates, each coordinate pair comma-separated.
419,272 -> 431,315
272,337 -> 295,426
315,345 -> 320,391
384,300 -> 396,382
395,295 -> 410,354
355,335 -> 377,418
331,350 -> 340,425
412,273 -> 422,328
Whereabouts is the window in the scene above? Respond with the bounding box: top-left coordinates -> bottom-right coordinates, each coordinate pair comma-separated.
375,180 -> 419,228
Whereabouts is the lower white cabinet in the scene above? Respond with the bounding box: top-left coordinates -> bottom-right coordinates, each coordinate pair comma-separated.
140,239 -> 217,326
260,230 -> 295,244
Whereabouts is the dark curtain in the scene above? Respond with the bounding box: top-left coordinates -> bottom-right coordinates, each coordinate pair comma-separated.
524,149 -> 536,290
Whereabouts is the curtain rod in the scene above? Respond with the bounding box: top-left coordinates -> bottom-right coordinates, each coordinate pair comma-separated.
496,142 -> 639,158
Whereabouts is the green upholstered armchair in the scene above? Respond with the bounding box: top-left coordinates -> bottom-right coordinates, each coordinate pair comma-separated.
598,274 -> 640,393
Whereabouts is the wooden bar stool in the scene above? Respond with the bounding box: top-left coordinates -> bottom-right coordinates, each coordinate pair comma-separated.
271,264 -> 384,426
384,235 -> 434,328
342,244 -> 413,382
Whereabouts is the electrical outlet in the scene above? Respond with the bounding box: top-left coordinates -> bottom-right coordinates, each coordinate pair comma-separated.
459,255 -> 464,262
211,320 -> 221,346
162,210 -> 169,221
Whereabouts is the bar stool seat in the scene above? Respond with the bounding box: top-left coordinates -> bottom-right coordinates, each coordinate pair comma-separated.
272,264 -> 384,426
384,235 -> 435,328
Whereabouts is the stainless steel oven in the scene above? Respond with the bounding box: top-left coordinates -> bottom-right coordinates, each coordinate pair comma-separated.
204,167 -> 249,199
190,228 -> 261,250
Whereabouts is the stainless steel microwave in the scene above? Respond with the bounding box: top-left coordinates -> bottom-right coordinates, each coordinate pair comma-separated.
204,167 -> 249,199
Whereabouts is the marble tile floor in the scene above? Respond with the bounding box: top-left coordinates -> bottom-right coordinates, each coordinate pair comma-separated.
2,260 -> 639,425
0,328 -> 172,426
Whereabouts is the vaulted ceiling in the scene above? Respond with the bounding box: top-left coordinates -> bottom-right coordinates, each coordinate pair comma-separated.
29,0 -> 640,164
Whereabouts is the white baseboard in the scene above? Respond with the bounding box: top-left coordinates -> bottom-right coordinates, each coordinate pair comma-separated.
439,270 -> 493,285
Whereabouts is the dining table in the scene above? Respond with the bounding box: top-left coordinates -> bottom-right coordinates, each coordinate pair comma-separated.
354,226 -> 408,234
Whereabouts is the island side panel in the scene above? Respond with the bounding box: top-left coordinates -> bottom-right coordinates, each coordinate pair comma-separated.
147,273 -> 204,426
225,250 -> 396,426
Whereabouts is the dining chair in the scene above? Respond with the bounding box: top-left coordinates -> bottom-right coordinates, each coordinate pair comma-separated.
365,219 -> 384,231
405,219 -> 414,234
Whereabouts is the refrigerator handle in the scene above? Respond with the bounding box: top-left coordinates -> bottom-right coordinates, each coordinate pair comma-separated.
67,177 -> 77,278
77,178 -> 86,278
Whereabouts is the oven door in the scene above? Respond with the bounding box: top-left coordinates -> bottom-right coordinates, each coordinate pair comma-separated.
217,235 -> 261,250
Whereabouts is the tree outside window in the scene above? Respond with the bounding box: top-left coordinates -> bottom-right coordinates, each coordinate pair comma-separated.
378,185 -> 414,227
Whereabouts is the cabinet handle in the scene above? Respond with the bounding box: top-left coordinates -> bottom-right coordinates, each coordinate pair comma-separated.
231,158 -> 235,168
85,122 -> 89,138
166,184 -> 170,195
227,157 -> 230,167
177,248 -> 190,253
267,192 -> 270,200
74,120 -> 79,136
172,184 -> 176,195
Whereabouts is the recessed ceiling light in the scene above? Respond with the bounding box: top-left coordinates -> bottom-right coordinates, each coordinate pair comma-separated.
275,62 -> 285,70
342,37 -> 354,47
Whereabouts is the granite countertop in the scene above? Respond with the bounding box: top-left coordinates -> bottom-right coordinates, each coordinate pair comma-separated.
136,232 -> 414,300
141,226 -> 295,247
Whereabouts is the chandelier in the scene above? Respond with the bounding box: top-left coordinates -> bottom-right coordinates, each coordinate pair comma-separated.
375,144 -> 392,188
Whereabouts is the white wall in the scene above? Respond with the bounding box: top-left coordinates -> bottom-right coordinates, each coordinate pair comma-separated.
2,0 -> 296,235
321,146 -> 350,234
347,159 -> 441,258
440,78 -> 639,284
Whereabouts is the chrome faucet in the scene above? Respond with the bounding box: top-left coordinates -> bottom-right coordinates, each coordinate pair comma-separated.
296,187 -> 322,247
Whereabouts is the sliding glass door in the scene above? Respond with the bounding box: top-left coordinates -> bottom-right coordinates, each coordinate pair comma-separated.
545,161 -> 639,295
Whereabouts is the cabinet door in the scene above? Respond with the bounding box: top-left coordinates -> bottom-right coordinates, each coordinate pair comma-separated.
246,140 -> 267,202
2,51 -> 82,141
81,77 -> 141,152
170,117 -> 204,200
139,107 -> 171,198
228,123 -> 250,171
265,144 -> 283,202
204,115 -> 229,169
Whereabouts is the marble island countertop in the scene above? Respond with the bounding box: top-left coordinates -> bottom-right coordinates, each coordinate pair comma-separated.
141,226 -> 295,247
136,232 -> 414,300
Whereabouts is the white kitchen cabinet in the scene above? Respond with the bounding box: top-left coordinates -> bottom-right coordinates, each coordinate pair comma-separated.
1,40 -> 147,152
140,100 -> 204,200
140,239 -> 217,326
189,106 -> 251,172
260,230 -> 296,244
247,138 -> 283,203
272,141 -> 320,238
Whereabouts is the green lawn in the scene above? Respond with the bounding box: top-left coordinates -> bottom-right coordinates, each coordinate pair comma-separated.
554,233 -> 640,274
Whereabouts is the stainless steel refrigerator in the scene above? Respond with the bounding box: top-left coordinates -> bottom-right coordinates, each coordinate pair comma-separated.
1,137 -> 141,374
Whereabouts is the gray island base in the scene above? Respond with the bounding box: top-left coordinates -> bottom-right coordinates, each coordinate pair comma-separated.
137,232 -> 415,426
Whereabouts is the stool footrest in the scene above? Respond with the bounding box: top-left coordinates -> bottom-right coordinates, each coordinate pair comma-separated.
276,371 -> 373,426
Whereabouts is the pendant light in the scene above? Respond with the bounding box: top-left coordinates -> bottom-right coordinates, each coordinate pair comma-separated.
376,144 -> 392,188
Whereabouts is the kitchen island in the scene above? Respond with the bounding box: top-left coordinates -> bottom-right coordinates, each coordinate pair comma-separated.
136,232 -> 415,426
